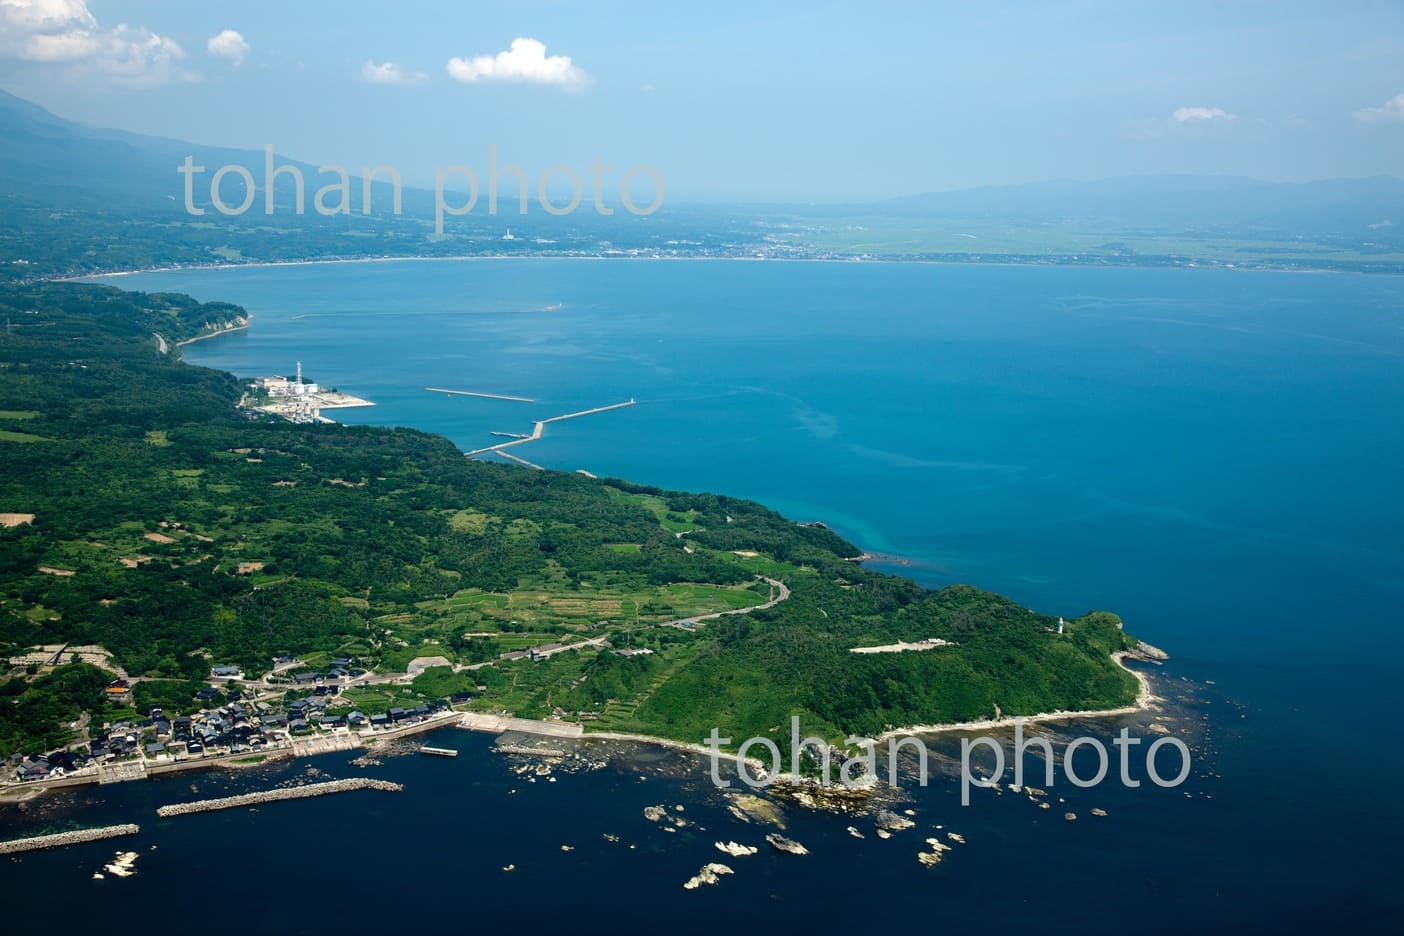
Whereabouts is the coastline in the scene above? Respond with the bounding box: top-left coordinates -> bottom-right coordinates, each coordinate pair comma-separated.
3,265 -> 1165,805
174,319 -> 250,347
0,653 -> 1158,805
54,251 -> 1394,287
873,650 -> 1157,743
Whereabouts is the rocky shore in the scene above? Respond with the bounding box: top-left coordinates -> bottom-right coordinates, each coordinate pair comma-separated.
0,823 -> 141,855
156,778 -> 403,817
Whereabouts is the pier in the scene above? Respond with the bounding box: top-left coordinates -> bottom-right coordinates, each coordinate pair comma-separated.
495,743 -> 566,757
427,387 -> 536,403
464,398 -> 637,459
494,450 -> 544,470
156,778 -> 403,817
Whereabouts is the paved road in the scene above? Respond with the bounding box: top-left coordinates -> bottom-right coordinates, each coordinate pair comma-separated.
661,576 -> 790,628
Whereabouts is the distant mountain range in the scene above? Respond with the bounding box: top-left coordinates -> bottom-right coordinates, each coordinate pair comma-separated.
2,86 -> 1401,275
0,87 -> 397,213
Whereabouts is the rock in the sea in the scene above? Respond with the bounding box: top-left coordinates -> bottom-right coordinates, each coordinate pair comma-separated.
1064,812 -> 1077,821
683,862 -> 734,889
846,826 -> 864,839
1091,808 -> 1108,817
715,840 -> 759,857
876,809 -> 916,833
103,851 -> 139,878
947,832 -> 965,844
917,838 -> 952,867
643,805 -> 668,822
727,794 -> 784,827
765,833 -> 809,855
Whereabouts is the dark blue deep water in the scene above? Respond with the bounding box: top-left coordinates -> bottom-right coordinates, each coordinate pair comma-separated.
8,259 -> 1397,931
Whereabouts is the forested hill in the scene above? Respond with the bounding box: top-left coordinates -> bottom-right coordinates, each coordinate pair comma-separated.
0,282 -> 1139,757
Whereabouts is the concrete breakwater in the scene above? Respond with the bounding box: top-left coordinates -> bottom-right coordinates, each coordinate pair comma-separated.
495,743 -> 567,757
156,778 -> 403,817
0,823 -> 140,855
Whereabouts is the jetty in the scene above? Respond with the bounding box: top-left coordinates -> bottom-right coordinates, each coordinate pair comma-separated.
420,746 -> 459,758
464,398 -> 637,459
427,387 -> 536,403
156,778 -> 403,817
0,825 -> 140,858
495,743 -> 566,757
494,450 -> 544,470
0,824 -> 140,855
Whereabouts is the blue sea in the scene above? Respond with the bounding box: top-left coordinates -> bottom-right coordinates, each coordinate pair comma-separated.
8,259 -> 1400,930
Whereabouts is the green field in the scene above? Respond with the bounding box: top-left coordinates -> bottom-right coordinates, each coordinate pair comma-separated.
0,429 -> 49,443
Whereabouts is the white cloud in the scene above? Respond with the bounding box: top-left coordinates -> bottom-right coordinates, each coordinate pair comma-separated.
362,60 -> 427,86
0,0 -> 190,87
1172,106 -> 1235,123
206,29 -> 249,66
446,38 -> 588,90
1356,92 -> 1404,123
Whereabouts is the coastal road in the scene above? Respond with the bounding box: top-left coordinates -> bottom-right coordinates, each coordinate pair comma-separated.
660,576 -> 790,629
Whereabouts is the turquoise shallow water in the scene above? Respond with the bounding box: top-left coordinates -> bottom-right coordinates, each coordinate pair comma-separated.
24,258 -> 1399,929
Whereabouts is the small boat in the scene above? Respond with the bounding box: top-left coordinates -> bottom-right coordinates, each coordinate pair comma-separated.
420,746 -> 458,758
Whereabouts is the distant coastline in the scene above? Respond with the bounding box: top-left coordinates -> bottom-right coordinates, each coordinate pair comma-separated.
55,250 -> 1385,287
174,318 -> 250,347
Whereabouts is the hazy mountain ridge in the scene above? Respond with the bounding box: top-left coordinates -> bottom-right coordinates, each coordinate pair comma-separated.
2,88 -> 1401,275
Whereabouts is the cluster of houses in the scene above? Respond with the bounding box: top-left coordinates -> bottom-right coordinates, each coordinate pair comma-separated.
93,700 -> 283,762
11,750 -> 82,782
5,652 -> 473,784
287,657 -> 361,685
365,700 -> 452,731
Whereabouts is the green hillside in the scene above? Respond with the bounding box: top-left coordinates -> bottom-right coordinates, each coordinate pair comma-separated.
0,282 -> 1139,757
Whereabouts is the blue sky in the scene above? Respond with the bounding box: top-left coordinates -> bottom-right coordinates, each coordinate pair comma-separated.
1,1 -> 1402,200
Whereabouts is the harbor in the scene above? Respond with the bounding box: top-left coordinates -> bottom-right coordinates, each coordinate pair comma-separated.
464,398 -> 637,459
